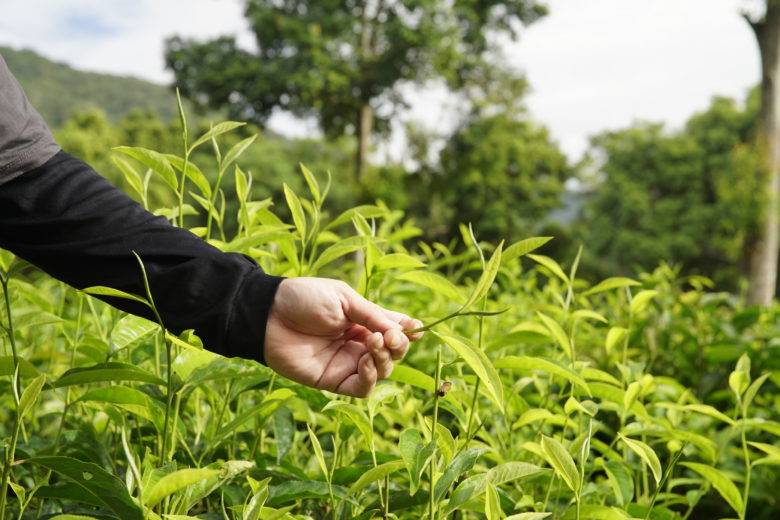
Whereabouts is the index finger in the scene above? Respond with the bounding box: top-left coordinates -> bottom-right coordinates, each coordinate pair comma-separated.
339,285 -> 403,334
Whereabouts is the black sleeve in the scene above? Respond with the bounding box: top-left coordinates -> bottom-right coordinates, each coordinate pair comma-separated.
0,150 -> 284,364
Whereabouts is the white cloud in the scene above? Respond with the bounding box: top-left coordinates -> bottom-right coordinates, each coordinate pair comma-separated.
510,0 -> 760,159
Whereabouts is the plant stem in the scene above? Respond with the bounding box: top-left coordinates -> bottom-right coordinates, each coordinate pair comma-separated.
0,276 -> 20,520
429,346 -> 442,520
0,420 -> 21,520
740,412 -> 751,520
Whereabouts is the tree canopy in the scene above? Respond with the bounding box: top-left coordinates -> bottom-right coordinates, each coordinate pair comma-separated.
164,0 -> 548,177
581,91 -> 762,289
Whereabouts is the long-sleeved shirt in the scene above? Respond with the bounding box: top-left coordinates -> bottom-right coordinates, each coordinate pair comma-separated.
0,53 -> 283,364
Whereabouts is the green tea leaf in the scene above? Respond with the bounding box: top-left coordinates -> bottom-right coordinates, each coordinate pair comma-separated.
681,462 -> 743,515
502,237 -> 553,264
527,254 -> 569,284
747,441 -> 780,460
655,402 -> 736,426
110,314 -> 157,351
484,482 -> 502,520
213,389 -> 294,444
322,401 -> 373,450
299,163 -> 321,205
435,333 -> 503,412
243,477 -> 271,520
540,435 -> 580,492
463,241 -> 503,309
82,286 -> 149,306
54,362 -> 165,387
223,134 -> 257,169
166,155 -> 211,198
311,236 -> 367,273
623,381 -> 641,412
0,356 -> 40,378
28,456 -> 143,520
395,270 -> 464,303
605,327 -> 627,355
583,277 -> 640,296
630,290 -> 659,314
78,386 -> 162,429
347,460 -> 403,497
189,121 -> 245,152
445,462 -> 546,514
307,425 -> 329,480
144,467 -> 222,507
367,383 -> 404,419
603,460 -> 633,505
434,448 -> 484,501
619,434 -> 662,484
537,313 -> 573,360
388,364 -> 448,397
18,374 -> 46,420
112,156 -> 144,199
267,480 -> 351,507
114,146 -> 178,191
729,353 -> 751,398
326,204 -> 387,230
571,309 -> 608,323
283,183 -> 307,240
375,253 -> 426,272
494,355 -> 590,395
743,372 -> 771,411
560,504 -> 629,520
399,428 -> 434,495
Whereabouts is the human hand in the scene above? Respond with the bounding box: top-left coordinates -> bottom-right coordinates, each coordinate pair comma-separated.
263,277 -> 424,397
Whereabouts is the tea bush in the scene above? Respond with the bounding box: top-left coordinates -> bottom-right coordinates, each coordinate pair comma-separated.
1,117 -> 778,520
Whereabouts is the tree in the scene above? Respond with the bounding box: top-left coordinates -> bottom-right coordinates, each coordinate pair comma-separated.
406,70 -> 569,243
580,93 -> 762,288
164,0 -> 547,180
743,1 -> 780,304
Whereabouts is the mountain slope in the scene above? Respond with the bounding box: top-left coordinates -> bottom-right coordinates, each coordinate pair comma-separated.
1,45 -> 178,126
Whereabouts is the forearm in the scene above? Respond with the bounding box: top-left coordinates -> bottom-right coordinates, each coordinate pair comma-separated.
0,150 -> 283,363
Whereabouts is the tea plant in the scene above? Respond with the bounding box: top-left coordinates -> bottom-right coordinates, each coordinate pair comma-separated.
0,114 -> 779,520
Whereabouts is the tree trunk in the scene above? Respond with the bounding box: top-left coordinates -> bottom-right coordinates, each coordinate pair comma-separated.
355,4 -> 374,181
355,102 -> 374,180
746,2 -> 780,305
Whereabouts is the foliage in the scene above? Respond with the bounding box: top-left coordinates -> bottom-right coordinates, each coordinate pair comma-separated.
579,91 -> 763,290
1,46 -> 179,126
423,111 -> 570,243
1,121 -> 779,520
164,0 -> 548,175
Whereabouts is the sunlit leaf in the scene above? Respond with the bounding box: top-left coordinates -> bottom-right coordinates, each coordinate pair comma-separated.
527,254 -> 569,284
494,355 -> 590,395
435,332 -> 504,412
681,462 -> 743,515
114,146 -> 178,191
395,270 -> 464,303
619,434 -> 662,484
28,456 -> 143,520
189,121 -> 245,152
583,277 -> 640,296
540,435 -> 580,492
144,467 -> 222,507
502,237 -> 553,264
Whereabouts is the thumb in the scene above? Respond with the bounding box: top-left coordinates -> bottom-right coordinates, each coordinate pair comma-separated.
340,285 -> 402,334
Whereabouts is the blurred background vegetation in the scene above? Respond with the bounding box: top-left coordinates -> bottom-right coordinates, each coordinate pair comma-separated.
0,0 -> 768,295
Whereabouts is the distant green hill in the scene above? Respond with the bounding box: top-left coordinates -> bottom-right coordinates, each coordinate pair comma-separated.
1,45 -> 178,127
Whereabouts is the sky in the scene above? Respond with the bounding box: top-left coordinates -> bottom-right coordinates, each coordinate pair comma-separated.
0,0 -> 763,162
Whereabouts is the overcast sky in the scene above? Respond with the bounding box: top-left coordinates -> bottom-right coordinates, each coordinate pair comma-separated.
0,0 -> 762,161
